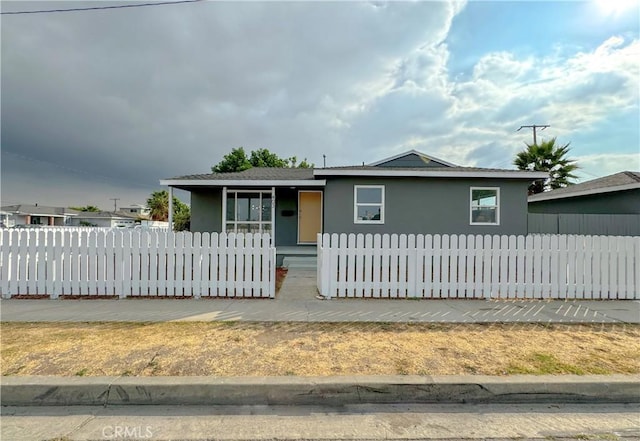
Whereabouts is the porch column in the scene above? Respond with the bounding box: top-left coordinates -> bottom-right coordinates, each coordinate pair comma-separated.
271,187 -> 276,244
168,186 -> 174,230
49,216 -> 54,226
222,186 -> 227,233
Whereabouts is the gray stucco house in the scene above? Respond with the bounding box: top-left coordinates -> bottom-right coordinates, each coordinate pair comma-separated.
161,151 -> 547,255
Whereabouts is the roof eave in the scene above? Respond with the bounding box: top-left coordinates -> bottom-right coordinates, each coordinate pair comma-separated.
160,179 -> 326,187
312,170 -> 549,179
528,182 -> 640,202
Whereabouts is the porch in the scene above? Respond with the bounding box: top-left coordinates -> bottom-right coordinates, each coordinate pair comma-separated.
276,245 -> 317,269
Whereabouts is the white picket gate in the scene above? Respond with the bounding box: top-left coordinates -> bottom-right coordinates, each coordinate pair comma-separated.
0,230 -> 276,298
316,233 -> 640,300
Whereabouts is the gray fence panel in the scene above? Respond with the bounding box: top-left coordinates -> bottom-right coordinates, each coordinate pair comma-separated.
528,213 -> 640,236
527,213 -> 558,234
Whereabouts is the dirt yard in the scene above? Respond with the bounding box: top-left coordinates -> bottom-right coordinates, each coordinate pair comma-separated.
2,322 -> 638,377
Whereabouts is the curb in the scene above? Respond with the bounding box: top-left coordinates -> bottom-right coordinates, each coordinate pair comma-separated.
2,375 -> 639,406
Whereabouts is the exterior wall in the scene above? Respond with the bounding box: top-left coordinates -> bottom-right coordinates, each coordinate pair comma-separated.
8,214 -> 27,226
68,217 -> 135,228
275,188 -> 299,246
323,177 -> 530,236
190,189 -> 223,233
528,189 -> 640,214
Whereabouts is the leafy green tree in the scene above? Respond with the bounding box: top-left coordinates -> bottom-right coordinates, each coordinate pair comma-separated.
249,148 -> 289,168
69,205 -> 100,212
147,190 -> 190,231
514,137 -> 579,195
212,147 -> 252,173
212,147 -> 313,172
173,209 -> 190,232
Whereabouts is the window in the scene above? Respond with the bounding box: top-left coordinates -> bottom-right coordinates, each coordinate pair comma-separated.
354,185 -> 384,224
470,187 -> 499,225
225,190 -> 273,234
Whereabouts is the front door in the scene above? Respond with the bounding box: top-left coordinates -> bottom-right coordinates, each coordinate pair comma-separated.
298,191 -> 322,244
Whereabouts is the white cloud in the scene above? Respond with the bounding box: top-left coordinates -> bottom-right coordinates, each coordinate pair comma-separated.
1,1 -> 638,208
574,153 -> 640,181
332,34 -> 639,171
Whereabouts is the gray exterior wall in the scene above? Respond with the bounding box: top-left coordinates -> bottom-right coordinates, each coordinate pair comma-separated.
323,177 -> 530,236
528,189 -> 640,214
274,188 -> 299,246
190,189 -> 223,233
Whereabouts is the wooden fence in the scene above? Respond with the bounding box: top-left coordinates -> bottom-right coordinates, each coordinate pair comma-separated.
0,230 -> 276,298
528,213 -> 640,236
316,233 -> 639,300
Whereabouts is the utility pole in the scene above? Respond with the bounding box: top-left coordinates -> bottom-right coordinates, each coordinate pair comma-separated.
517,124 -> 550,145
110,198 -> 120,212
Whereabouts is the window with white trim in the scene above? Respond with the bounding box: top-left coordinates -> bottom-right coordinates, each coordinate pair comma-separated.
225,190 -> 273,234
470,187 -> 499,225
354,185 -> 384,224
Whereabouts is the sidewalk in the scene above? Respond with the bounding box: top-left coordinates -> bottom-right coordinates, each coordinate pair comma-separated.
1,297 -> 638,323
2,268 -> 638,324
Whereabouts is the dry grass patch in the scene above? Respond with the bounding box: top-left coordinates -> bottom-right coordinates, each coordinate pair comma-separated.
1,322 -> 638,377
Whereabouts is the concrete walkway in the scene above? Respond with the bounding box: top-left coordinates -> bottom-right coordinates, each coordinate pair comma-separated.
276,269 -> 318,301
1,296 -> 638,324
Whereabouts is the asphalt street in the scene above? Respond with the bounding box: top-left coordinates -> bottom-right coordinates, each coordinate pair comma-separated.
2,403 -> 639,441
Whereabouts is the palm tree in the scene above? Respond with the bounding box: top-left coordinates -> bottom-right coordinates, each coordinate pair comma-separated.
147,190 -> 169,221
146,190 -> 191,230
514,137 -> 579,195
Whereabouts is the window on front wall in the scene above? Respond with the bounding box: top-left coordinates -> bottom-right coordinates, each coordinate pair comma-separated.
225,190 -> 273,234
470,187 -> 499,225
354,185 -> 384,224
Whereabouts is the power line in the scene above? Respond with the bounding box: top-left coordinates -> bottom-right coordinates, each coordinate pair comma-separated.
1,0 -> 201,15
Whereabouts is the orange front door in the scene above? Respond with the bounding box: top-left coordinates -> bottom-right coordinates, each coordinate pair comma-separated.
298,191 -> 322,243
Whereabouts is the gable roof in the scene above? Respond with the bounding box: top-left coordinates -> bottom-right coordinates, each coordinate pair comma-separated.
68,210 -> 136,220
162,165 -> 547,187
161,167 -> 323,188
528,171 -> 640,202
368,150 -> 457,167
0,204 -> 76,217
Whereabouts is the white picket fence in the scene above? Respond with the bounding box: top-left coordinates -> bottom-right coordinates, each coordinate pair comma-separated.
316,233 -> 640,300
0,230 -> 276,298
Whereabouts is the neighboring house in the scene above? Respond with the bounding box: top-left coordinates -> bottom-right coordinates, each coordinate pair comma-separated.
528,171 -> 640,236
67,210 -> 137,228
0,205 -> 77,227
160,150 -> 547,253
120,204 -> 151,218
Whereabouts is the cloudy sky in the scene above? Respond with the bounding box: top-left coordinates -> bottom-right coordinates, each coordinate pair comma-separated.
1,0 -> 638,209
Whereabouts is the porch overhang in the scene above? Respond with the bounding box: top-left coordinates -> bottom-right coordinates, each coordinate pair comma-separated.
160,179 -> 326,188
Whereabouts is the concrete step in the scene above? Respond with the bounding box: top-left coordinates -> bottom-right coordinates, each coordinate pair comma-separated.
282,256 -> 317,269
